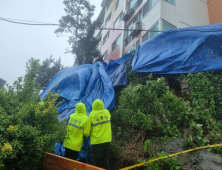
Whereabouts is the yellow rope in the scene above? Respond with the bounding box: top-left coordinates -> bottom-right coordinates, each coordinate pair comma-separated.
73,160 -> 76,170
119,143 -> 222,170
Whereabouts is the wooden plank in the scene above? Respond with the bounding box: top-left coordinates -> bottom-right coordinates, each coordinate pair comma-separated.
42,163 -> 56,170
42,152 -> 59,166
57,157 -> 74,169
42,152 -> 105,170
75,161 -> 105,170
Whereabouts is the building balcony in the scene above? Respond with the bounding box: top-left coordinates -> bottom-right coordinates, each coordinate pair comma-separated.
122,0 -> 143,22
125,35 -> 133,47
125,21 -> 142,47
130,22 -> 142,38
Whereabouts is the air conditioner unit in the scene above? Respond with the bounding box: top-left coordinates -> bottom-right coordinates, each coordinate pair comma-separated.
131,21 -> 142,30
130,26 -> 134,34
135,21 -> 142,30
130,22 -> 142,37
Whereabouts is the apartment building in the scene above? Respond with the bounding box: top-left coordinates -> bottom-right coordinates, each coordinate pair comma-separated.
96,0 -> 221,62
208,0 -> 222,24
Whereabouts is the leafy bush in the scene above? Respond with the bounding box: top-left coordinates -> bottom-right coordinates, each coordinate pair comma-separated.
114,76 -> 194,135
111,71 -> 222,169
0,58 -> 66,170
182,72 -> 222,146
211,146 -> 222,156
111,76 -> 192,168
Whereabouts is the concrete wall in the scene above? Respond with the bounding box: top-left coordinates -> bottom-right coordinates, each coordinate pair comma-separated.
162,0 -> 209,28
208,0 -> 222,24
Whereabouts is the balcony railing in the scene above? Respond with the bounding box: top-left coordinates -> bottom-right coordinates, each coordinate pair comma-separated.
125,22 -> 142,47
122,0 -> 143,22
125,35 -> 133,47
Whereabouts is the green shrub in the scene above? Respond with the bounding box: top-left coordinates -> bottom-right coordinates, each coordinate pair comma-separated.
114,76 -> 194,135
111,71 -> 222,168
0,58 -> 66,170
138,151 -> 182,170
183,72 -> 222,146
0,87 -> 66,170
111,76 -> 192,167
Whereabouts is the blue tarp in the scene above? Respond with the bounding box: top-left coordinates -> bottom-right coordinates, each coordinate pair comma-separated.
40,62 -> 115,115
132,23 -> 222,74
107,51 -> 133,86
40,52 -> 134,116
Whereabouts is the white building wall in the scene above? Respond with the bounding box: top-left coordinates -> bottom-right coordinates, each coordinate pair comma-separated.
116,0 -> 126,58
161,0 -> 209,28
141,1 -> 161,36
101,0 -> 124,41
102,6 -> 112,38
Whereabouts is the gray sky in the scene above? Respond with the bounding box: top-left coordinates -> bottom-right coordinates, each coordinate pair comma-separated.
0,0 -> 101,85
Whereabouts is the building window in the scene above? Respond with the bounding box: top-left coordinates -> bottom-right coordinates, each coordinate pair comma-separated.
132,10 -> 142,24
125,10 -> 142,37
107,0 -> 112,10
114,12 -> 122,29
123,0 -> 142,22
142,31 -> 149,42
143,0 -> 150,16
125,21 -> 133,47
140,21 -> 175,44
143,0 -> 159,17
105,13 -> 111,27
97,29 -> 103,40
115,0 -> 122,10
103,50 -> 108,60
141,21 -> 175,42
151,0 -> 158,7
163,0 -> 174,5
112,35 -> 121,51
103,31 -> 109,44
162,21 -> 176,31
125,10 -> 142,47
127,44 -> 136,53
150,22 -> 159,38
127,0 -> 143,15
129,0 -> 137,9
98,43 -> 102,51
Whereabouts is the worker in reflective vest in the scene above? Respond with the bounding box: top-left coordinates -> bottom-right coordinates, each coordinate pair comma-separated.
89,99 -> 112,169
63,103 -> 90,160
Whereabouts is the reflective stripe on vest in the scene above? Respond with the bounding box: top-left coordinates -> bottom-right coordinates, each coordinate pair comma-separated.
68,123 -> 83,129
92,120 -> 110,126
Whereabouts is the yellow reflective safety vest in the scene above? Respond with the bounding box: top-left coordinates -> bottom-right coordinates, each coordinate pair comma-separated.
63,103 -> 90,151
89,99 -> 112,145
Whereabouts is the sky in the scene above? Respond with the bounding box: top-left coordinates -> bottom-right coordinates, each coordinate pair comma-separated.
0,0 -> 102,85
